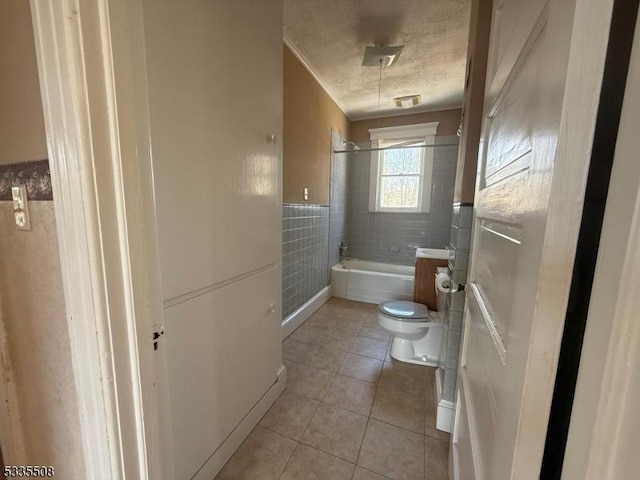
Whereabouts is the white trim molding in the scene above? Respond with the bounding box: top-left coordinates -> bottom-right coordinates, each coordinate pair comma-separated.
368,122 -> 438,213
282,286 -> 332,339
435,368 -> 454,433
192,367 -> 286,480
30,0 -> 162,478
562,12 -> 640,479
368,122 -> 439,141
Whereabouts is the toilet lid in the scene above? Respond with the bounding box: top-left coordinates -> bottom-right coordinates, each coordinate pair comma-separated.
378,301 -> 429,321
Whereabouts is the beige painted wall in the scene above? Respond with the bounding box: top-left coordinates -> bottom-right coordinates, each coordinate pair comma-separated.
453,0 -> 492,204
0,205 -> 85,478
0,1 -> 85,477
350,108 -> 462,142
0,0 -> 48,164
283,44 -> 350,205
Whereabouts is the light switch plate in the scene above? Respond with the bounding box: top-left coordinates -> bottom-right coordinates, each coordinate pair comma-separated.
11,186 -> 31,231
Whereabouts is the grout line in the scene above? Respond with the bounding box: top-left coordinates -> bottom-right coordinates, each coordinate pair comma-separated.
353,416 -> 371,473
277,441 -> 301,480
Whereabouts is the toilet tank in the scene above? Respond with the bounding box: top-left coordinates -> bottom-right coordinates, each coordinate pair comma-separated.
413,248 -> 449,311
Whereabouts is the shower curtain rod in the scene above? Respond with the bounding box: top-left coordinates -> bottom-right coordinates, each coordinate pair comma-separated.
333,142 -> 459,154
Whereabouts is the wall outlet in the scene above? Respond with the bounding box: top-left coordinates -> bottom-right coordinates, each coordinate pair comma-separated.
303,187 -> 309,201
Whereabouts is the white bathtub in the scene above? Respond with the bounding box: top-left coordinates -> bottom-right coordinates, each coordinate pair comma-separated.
331,260 -> 415,304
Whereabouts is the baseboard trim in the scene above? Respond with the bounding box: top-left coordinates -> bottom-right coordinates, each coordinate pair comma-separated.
193,366 -> 287,480
281,286 -> 332,339
436,367 -> 455,433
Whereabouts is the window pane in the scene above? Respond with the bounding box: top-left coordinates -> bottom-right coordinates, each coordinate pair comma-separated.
380,176 -> 419,209
382,147 -> 421,175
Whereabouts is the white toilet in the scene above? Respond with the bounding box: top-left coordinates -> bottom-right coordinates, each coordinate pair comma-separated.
377,266 -> 448,367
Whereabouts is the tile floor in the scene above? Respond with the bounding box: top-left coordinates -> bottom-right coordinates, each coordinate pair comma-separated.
216,297 -> 450,480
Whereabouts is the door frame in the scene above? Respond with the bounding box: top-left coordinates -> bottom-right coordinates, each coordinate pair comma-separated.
25,0 -> 637,479
29,0 -> 162,479
561,10 -> 640,479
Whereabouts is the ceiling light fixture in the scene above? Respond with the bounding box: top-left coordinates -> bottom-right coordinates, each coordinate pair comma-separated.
361,45 -> 404,67
393,94 -> 421,108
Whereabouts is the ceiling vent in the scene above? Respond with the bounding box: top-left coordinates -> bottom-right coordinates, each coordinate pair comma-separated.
393,95 -> 421,108
361,45 -> 404,67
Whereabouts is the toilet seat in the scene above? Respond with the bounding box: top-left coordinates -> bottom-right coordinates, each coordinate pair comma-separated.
377,300 -> 429,321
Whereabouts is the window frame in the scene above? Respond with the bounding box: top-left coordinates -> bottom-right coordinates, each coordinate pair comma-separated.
368,122 -> 439,213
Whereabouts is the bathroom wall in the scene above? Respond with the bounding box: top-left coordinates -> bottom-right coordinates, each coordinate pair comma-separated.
328,129 -> 349,269
0,1 -> 85,477
282,44 -> 351,319
440,0 -> 493,405
283,44 -> 351,205
282,204 -> 330,318
441,204 -> 473,401
350,108 -> 462,143
347,135 -> 459,266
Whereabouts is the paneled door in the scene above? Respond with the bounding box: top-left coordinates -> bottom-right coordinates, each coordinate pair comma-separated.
141,0 -> 283,479
453,0 -> 614,478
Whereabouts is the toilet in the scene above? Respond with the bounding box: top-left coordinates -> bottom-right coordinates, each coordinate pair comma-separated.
377,265 -> 448,367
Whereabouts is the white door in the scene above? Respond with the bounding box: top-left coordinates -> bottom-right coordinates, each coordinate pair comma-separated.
453,0 -> 615,478
141,0 -> 283,478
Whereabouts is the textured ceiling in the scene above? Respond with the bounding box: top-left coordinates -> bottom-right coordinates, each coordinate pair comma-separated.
284,0 -> 471,119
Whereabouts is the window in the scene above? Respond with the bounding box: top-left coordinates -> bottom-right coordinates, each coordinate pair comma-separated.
368,122 -> 438,213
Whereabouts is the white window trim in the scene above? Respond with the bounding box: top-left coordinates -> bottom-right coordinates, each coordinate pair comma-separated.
368,122 -> 439,213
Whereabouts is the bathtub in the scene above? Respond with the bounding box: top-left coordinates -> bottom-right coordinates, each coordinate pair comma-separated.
331,260 -> 415,304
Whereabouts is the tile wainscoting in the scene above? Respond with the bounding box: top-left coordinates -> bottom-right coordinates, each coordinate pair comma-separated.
441,203 -> 473,402
282,204 -> 330,319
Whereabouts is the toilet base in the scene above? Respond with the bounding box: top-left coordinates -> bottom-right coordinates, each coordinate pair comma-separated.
389,326 -> 443,367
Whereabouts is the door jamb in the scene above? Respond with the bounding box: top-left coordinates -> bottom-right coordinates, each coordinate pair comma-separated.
29,0 -> 162,478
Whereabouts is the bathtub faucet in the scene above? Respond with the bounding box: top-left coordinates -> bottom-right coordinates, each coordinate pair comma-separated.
339,242 -> 348,259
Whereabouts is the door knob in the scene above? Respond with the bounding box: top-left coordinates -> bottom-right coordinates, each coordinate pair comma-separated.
266,134 -> 277,144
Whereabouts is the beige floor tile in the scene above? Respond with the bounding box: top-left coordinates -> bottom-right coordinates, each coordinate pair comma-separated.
339,353 -> 383,383
290,324 -> 325,345
215,426 -> 296,480
306,313 -> 362,336
284,359 -> 334,400
350,336 -> 389,360
424,397 -> 451,442
358,325 -> 392,343
379,360 -> 427,398
322,328 -> 357,351
371,386 -> 425,434
303,342 -> 347,372
353,466 -> 392,480
291,324 -> 353,351
356,302 -> 379,314
259,389 -> 319,440
357,419 -> 425,480
425,367 -> 436,399
280,444 -> 355,480
318,302 -> 368,323
283,337 -> 310,363
323,374 -> 376,415
284,339 -> 346,372
424,436 -> 449,480
301,403 -> 368,462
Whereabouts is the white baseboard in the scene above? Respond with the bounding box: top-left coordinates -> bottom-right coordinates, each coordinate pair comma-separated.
281,286 -> 332,339
435,367 -> 455,433
193,365 -> 287,480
